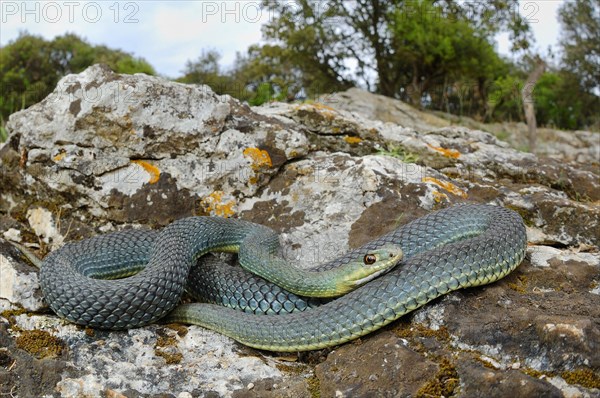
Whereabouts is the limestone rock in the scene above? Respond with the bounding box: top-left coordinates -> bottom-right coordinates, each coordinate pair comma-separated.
1,65 -> 598,397
324,88 -> 600,164
0,239 -> 45,311
315,332 -> 439,398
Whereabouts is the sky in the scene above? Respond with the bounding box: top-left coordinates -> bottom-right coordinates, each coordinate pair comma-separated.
0,1 -> 564,78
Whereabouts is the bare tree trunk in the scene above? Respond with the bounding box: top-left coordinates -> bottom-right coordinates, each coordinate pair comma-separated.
521,58 -> 546,153
409,64 -> 422,107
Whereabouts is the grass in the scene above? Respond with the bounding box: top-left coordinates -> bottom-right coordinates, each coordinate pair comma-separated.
0,124 -> 7,143
377,144 -> 420,163
494,130 -> 511,142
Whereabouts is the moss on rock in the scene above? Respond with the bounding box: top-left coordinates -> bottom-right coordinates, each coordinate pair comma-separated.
15,330 -> 64,358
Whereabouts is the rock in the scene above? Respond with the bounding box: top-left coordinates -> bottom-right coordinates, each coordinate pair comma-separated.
323,88 -> 600,164
455,354 -> 563,398
321,87 -> 449,132
1,65 -> 598,397
315,332 -> 439,398
2,64 -> 308,228
0,239 -> 45,311
0,322 -> 69,398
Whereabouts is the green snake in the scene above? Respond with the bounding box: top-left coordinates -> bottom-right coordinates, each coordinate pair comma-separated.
40,204 -> 527,351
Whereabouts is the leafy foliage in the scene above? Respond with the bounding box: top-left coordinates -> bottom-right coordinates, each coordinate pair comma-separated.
534,71 -> 599,130
259,0 -> 528,118
0,32 -> 155,124
558,0 -> 600,93
487,74 -> 525,123
2,1 -> 598,136
178,45 -> 307,105
177,49 -> 232,95
389,0 -> 507,116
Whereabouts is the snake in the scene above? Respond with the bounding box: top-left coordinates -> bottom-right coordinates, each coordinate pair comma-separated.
40,204 -> 527,352
40,217 -> 401,326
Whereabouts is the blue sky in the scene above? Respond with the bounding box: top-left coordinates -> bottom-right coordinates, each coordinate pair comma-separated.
1,1 -> 564,79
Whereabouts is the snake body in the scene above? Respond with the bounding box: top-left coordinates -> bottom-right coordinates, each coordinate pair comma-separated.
40,204 -> 526,351
40,217 -> 400,330
185,255 -> 330,314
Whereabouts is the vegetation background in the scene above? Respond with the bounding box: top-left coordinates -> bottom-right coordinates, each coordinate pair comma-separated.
1,0 -> 598,143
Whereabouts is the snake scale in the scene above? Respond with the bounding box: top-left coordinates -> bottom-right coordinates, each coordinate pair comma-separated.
40,204 -> 527,351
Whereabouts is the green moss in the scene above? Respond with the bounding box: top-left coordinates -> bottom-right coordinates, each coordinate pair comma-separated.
155,334 -> 178,348
393,323 -> 451,346
508,274 -> 528,294
16,329 -> 64,358
561,368 -> 600,389
416,357 -> 459,398
153,331 -> 183,364
521,367 -> 552,379
416,325 -> 451,342
275,363 -> 306,375
1,308 -> 28,320
393,322 -> 413,339
1,307 -> 29,331
504,204 -> 535,227
474,356 -> 498,370
306,374 -> 321,398
165,323 -> 189,337
155,349 -> 183,365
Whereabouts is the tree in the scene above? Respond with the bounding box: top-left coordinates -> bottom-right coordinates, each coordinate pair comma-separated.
179,49 -> 221,82
0,32 -> 155,127
232,44 -> 305,102
487,73 -> 525,123
558,0 -> 600,93
534,72 -> 581,130
260,1 -> 355,97
0,33 -> 58,119
521,57 -> 546,152
389,0 -> 507,114
179,45 -> 316,105
261,0 -> 531,110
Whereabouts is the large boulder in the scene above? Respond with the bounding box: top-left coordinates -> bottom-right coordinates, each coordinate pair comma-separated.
1,65 -> 598,397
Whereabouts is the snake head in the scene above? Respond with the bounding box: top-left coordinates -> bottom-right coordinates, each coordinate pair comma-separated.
338,243 -> 403,293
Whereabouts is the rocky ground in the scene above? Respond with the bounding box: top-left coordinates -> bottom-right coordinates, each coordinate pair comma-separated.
0,65 -> 598,397
322,88 -> 599,164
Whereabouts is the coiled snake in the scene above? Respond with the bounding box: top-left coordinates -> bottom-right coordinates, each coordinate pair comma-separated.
40,204 -> 527,351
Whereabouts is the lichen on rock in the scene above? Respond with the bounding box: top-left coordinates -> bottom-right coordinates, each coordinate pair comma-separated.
0,66 -> 598,397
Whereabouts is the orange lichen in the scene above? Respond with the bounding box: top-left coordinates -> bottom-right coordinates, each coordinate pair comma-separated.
422,177 -> 467,198
200,191 -> 236,218
311,102 -> 337,112
295,103 -> 337,120
243,147 -> 273,170
344,136 -> 363,145
432,190 -> 449,203
243,147 -> 273,184
131,160 -> 160,184
53,152 -> 66,162
427,144 -> 461,159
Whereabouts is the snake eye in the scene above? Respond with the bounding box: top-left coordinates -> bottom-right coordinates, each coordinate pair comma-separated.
363,254 -> 377,265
